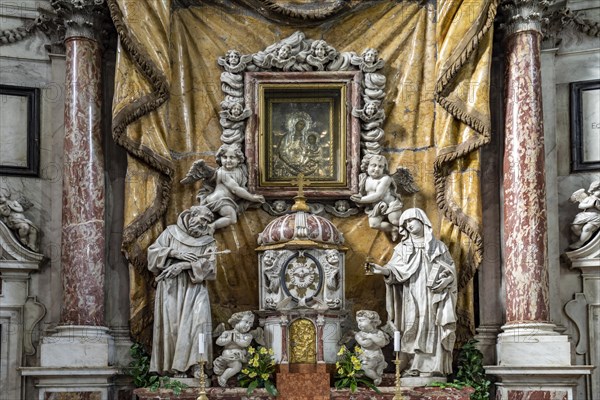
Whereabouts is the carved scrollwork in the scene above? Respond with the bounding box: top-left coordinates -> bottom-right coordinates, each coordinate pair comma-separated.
543,7 -> 600,47
51,0 -> 109,41
498,0 -> 551,37
256,0 -> 349,21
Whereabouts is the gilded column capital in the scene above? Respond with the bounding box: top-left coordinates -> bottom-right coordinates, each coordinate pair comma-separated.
499,0 -> 550,38
51,0 -> 109,42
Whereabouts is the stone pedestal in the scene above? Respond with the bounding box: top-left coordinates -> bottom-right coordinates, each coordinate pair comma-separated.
276,363 -> 331,400
0,223 -> 46,400
564,233 -> 600,398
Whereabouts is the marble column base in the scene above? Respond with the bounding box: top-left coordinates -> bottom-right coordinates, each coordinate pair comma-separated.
22,326 -> 119,399
484,366 -> 593,400
495,323 -> 571,366
487,322 -> 592,400
40,325 -> 115,367
20,367 -> 118,400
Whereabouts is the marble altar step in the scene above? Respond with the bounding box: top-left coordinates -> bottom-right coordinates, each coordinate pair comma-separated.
133,386 -> 473,400
134,382 -> 473,400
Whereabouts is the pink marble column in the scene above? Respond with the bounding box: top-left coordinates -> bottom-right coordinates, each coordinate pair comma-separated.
502,29 -> 550,325
60,34 -> 105,326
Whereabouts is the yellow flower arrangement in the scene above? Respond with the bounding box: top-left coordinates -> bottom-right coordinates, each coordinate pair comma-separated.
238,346 -> 278,397
334,345 -> 381,394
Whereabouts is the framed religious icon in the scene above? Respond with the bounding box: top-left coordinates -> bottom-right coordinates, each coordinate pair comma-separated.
0,85 -> 40,176
245,72 -> 361,198
570,80 -> 600,172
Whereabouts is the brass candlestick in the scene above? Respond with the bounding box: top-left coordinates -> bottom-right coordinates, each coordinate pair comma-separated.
196,359 -> 208,400
392,351 -> 404,400
364,256 -> 374,276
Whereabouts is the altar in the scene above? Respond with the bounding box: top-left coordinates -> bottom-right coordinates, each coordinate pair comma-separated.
128,29 -> 461,398
132,379 -> 474,400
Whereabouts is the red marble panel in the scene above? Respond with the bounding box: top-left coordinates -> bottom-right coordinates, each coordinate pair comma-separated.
60,37 -> 105,326
276,367 -> 330,398
45,392 -> 101,400
506,390 -> 568,400
502,31 -> 550,323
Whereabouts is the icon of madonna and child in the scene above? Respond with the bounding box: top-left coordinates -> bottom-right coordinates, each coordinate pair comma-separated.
271,111 -> 333,180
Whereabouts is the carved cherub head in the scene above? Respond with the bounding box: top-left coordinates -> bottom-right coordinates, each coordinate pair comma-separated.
334,200 -> 349,213
216,143 -> 245,170
312,40 -> 327,59
263,250 -> 278,267
365,102 -> 379,117
226,50 -> 241,67
356,310 -> 381,332
272,200 -> 288,213
228,310 -> 254,333
325,249 -> 339,266
363,154 -> 388,178
278,44 -> 292,59
0,187 -> 10,204
230,102 -> 244,117
362,48 -> 379,65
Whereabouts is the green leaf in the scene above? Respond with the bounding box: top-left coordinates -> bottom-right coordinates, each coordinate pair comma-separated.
350,380 -> 357,393
247,380 -> 259,395
359,379 -> 381,394
265,380 -> 278,396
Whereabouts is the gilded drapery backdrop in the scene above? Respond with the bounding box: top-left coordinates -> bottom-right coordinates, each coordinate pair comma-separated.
108,0 -> 496,348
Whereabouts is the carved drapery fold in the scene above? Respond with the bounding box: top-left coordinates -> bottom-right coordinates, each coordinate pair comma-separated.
109,0 -> 495,346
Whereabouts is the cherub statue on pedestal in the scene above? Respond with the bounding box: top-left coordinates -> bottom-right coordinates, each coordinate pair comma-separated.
355,310 -> 389,385
213,311 -> 263,387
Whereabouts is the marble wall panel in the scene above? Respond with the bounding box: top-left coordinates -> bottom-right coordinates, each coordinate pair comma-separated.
539,17 -> 600,400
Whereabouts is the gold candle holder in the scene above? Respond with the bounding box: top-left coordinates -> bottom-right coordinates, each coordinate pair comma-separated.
196,359 -> 208,400
392,351 -> 404,400
364,256 -> 374,276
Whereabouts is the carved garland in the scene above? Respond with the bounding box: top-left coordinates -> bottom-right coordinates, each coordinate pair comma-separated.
255,0 -> 349,21
217,31 -> 387,193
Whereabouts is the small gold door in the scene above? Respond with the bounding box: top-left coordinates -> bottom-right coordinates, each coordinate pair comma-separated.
289,318 -> 316,363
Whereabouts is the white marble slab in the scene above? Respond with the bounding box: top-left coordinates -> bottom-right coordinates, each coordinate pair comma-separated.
0,93 -> 29,167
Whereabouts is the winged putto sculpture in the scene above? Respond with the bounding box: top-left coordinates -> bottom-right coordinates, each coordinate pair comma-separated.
350,154 -> 419,240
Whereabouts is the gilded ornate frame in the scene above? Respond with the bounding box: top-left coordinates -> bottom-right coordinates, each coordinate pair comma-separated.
245,72 -> 361,198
